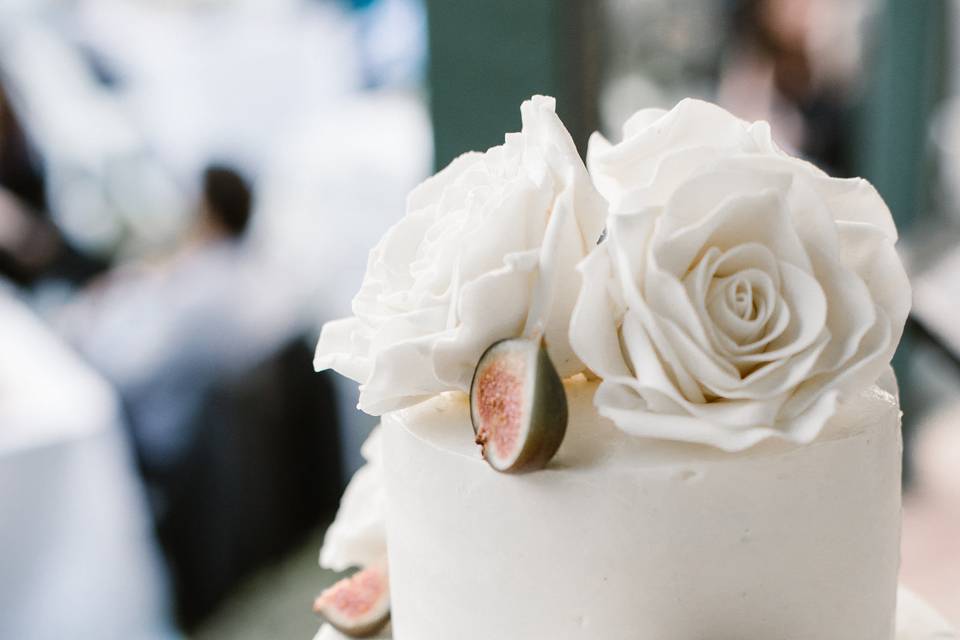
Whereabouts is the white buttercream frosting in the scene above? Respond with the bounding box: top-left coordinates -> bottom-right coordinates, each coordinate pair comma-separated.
314,95 -> 607,415
381,376 -> 903,640
571,98 -> 911,450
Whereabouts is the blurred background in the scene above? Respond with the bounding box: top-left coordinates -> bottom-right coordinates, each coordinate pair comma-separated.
0,0 -> 958,637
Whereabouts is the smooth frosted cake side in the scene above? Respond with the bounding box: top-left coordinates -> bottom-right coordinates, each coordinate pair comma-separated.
383,377 -> 902,640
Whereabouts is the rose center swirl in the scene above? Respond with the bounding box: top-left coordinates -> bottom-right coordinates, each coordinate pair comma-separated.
705,267 -> 775,346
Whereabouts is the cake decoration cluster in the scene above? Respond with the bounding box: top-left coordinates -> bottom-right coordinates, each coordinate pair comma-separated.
315,95 -> 910,453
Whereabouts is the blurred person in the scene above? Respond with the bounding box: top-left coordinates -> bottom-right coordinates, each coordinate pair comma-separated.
0,79 -> 55,286
0,186 -> 58,286
717,0 -> 869,176
59,163 -> 340,626
61,164 -> 274,480
0,77 -> 45,211
0,76 -> 108,287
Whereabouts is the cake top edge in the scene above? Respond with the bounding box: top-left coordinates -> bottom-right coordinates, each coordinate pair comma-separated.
386,375 -> 900,470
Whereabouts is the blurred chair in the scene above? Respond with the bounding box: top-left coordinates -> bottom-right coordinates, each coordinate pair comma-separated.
150,338 -> 343,628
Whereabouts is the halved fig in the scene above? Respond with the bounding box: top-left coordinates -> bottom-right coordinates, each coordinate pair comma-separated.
313,562 -> 390,638
469,337 -> 568,473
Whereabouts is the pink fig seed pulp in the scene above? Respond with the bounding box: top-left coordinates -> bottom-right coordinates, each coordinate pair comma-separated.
314,565 -> 387,618
475,352 -> 526,461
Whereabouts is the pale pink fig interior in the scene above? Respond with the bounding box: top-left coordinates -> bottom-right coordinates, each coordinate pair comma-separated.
474,346 -> 535,467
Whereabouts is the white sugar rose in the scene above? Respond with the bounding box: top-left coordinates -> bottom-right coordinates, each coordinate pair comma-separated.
315,96 -> 607,415
571,99 -> 910,450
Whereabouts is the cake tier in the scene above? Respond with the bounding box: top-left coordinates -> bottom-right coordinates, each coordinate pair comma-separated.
382,377 -> 902,640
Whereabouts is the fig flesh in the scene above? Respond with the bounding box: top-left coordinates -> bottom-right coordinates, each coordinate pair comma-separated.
313,562 -> 390,638
469,337 -> 568,473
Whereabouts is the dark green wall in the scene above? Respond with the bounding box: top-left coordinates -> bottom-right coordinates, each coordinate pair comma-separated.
859,0 -> 947,233
426,0 -> 598,169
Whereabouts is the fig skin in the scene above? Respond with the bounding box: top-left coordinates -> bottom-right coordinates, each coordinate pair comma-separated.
313,563 -> 390,638
469,337 -> 568,474
326,613 -> 390,639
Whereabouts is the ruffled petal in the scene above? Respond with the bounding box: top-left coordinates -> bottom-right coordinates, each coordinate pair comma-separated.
314,317 -> 373,384
319,428 -> 387,571
569,249 -> 633,380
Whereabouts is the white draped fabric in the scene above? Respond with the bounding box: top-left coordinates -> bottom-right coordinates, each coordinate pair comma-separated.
0,288 -> 176,639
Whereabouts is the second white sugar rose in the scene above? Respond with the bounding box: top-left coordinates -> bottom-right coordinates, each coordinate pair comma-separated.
571,99 -> 911,450
315,96 -> 607,415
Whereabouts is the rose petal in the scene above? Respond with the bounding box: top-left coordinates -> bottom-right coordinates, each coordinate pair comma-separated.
712,242 -> 781,280
683,245 -> 793,365
587,99 -> 780,213
656,310 -> 828,401
641,229 -> 715,354
706,268 -> 776,344
751,261 -> 828,357
653,176 -> 812,277
525,170 -> 595,376
719,296 -> 792,369
432,254 -> 534,390
622,310 -> 707,403
405,151 -> 485,212
610,146 -> 727,214
783,305 -> 895,420
353,208 -> 436,315
569,249 -> 634,380
793,242 -> 875,377
607,209 -> 657,293
835,221 -> 911,348
599,370 -> 789,441
359,329 -> 451,414
314,316 -> 373,383
652,316 -> 743,395
612,227 -> 708,403
823,177 -> 898,240
595,377 -> 839,451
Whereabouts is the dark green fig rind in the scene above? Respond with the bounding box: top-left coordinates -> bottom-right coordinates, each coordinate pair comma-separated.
327,612 -> 391,639
468,337 -> 568,474
501,342 -> 567,474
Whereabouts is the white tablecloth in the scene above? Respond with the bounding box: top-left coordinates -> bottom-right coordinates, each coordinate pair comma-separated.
0,289 -> 176,639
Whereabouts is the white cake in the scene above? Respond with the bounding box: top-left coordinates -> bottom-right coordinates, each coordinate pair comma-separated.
311,96 -> 954,638
382,377 -> 901,639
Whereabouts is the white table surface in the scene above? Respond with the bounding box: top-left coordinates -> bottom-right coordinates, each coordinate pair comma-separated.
0,288 -> 177,639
